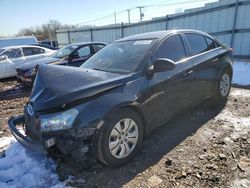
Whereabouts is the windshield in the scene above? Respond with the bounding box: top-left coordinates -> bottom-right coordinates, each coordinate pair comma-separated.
52,45 -> 78,59
1,48 -> 22,59
81,40 -> 154,73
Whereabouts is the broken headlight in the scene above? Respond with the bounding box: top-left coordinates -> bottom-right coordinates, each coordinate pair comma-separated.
40,108 -> 78,132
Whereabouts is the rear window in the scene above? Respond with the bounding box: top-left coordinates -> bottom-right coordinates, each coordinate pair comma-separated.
185,33 -> 208,56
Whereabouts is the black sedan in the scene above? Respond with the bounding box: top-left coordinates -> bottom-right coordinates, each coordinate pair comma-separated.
16,42 -> 106,86
9,30 -> 233,166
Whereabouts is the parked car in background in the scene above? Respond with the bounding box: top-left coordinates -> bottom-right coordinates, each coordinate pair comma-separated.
0,36 -> 38,48
0,45 -> 55,79
9,30 -> 233,166
16,42 -> 106,86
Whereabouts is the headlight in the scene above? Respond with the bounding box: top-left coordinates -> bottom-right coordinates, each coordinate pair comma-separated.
40,109 -> 78,132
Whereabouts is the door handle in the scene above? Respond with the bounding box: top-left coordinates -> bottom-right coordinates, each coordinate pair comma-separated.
183,70 -> 194,76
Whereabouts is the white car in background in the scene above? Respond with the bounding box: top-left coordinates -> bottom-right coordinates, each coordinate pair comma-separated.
0,45 -> 55,79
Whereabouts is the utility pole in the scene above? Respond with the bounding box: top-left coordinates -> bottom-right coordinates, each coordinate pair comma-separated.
47,24 -> 53,47
137,6 -> 144,21
114,12 -> 117,25
127,9 -> 131,24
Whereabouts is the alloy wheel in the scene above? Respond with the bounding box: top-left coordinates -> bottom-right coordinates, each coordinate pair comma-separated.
220,73 -> 230,97
108,118 -> 138,159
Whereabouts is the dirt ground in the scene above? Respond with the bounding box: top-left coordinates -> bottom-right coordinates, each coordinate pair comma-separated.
0,79 -> 29,137
0,78 -> 249,188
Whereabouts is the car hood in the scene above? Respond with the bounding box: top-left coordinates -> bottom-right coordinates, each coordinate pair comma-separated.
16,57 -> 60,70
30,64 -> 134,111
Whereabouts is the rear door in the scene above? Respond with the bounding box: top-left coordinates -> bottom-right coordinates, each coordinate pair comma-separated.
143,34 -> 196,125
22,47 -> 45,63
183,33 -> 221,102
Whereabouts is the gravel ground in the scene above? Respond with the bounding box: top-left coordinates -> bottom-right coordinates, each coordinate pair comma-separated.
0,79 -> 249,188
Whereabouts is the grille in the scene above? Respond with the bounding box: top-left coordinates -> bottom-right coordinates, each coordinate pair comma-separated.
24,106 -> 41,140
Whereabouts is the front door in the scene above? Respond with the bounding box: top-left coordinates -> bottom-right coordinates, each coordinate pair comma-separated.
141,34 -> 196,126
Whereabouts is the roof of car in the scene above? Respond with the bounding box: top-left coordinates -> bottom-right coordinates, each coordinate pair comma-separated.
0,45 -> 49,50
115,29 -> 212,42
66,42 -> 107,47
0,42 -> 106,50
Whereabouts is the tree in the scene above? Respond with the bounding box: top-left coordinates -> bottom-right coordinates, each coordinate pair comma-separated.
17,20 -> 72,41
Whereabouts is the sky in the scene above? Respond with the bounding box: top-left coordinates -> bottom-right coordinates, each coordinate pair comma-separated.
0,0 -> 218,37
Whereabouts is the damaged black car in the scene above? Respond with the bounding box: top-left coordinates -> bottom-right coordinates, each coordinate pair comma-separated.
9,30 -> 233,167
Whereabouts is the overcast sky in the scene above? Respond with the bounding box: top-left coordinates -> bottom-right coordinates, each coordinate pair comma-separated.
0,0 -> 218,36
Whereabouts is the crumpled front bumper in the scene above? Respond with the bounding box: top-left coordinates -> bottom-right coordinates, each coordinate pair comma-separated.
16,74 -> 33,86
8,115 -> 54,153
8,114 -> 98,160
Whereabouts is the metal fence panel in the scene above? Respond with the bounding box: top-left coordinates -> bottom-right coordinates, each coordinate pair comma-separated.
214,34 -> 232,46
93,28 -> 121,43
69,31 -> 91,43
56,32 -> 69,47
123,21 -> 166,37
234,32 -> 250,55
168,7 -> 234,33
236,4 -> 250,29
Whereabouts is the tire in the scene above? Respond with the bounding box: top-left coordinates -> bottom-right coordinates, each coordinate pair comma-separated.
96,108 -> 144,167
215,69 -> 232,100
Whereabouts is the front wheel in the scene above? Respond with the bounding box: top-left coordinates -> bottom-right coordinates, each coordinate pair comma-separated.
96,108 -> 144,167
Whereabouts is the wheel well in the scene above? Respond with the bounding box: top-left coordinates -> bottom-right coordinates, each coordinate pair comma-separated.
120,105 -> 147,135
219,64 -> 233,81
224,65 -> 233,78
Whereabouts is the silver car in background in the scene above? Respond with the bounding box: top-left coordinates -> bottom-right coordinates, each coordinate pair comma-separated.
0,45 -> 55,79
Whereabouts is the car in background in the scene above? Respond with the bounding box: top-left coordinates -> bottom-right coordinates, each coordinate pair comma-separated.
0,45 -> 55,79
9,30 -> 233,166
16,42 -> 106,86
0,36 -> 38,48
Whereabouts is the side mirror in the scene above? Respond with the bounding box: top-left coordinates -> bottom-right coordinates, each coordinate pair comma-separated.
147,58 -> 175,75
0,55 -> 7,61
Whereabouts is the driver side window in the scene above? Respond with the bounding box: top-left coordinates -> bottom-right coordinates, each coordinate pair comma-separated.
153,34 -> 186,62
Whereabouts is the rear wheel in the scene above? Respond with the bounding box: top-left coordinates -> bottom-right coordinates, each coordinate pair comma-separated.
215,69 -> 231,100
96,108 -> 143,167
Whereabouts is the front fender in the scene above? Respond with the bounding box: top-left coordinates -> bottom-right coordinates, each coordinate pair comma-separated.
73,77 -> 149,130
